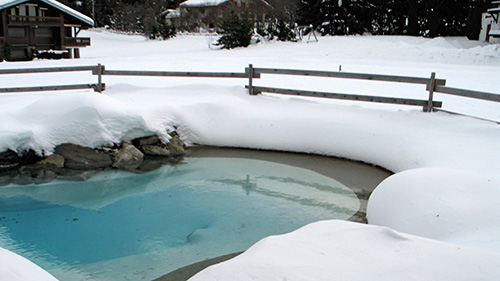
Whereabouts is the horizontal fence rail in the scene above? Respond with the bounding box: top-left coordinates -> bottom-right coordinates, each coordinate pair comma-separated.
102,69 -> 260,79
433,86 -> 500,102
248,86 -> 443,108
252,67 -> 447,86
247,65 -> 445,111
0,84 -> 101,93
0,65 -> 98,74
0,63 -> 499,117
0,65 -> 105,93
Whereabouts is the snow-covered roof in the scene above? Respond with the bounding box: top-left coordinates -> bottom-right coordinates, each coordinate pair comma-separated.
180,0 -> 272,9
164,8 -> 181,19
0,0 -> 93,26
180,0 -> 228,7
488,7 -> 500,13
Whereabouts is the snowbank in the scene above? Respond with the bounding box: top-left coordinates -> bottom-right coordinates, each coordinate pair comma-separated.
0,92 -> 160,154
368,168 -> 500,253
190,220 -> 500,281
0,248 -> 57,281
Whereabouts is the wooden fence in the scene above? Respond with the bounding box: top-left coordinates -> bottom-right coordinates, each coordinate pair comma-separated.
246,65 -> 500,113
246,65 -> 446,112
1,63 -> 499,114
0,65 -> 104,93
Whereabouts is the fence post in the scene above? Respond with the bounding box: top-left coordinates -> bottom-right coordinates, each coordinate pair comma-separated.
425,72 -> 436,112
96,63 -> 104,93
248,64 -> 254,95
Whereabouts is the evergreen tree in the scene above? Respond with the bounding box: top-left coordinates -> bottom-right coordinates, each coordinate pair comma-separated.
68,0 -> 491,40
371,1 -> 409,35
159,19 -> 177,39
296,0 -> 324,29
261,14 -> 297,41
217,12 -> 253,49
407,0 -> 419,36
466,0 -> 490,40
294,0 -> 491,38
274,15 -> 296,41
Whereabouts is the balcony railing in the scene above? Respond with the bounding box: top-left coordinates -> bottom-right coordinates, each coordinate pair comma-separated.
64,37 -> 91,47
8,15 -> 61,25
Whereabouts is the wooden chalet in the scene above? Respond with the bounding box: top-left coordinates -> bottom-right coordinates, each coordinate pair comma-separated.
172,0 -> 273,31
487,1 -> 500,42
481,0 -> 500,42
0,0 -> 93,61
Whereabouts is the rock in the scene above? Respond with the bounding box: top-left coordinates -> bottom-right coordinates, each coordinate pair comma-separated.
40,154 -> 65,169
1,131 -> 186,183
54,144 -> 112,170
133,135 -> 171,156
112,143 -> 144,170
19,150 -> 42,165
132,135 -> 161,147
0,150 -> 20,171
141,145 -> 171,157
167,135 -> 186,155
132,133 -> 186,157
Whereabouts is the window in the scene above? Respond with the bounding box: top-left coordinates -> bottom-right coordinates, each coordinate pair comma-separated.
39,8 -> 47,17
28,5 -> 37,17
10,48 -> 28,60
19,5 -> 27,16
8,27 -> 26,38
35,27 -> 53,38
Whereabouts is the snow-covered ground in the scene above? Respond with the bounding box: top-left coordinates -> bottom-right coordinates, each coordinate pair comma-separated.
1,29 -> 500,280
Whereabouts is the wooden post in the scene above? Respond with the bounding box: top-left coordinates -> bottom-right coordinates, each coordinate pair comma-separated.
96,63 -> 104,93
74,48 -> 80,59
248,64 -> 254,95
425,72 -> 436,112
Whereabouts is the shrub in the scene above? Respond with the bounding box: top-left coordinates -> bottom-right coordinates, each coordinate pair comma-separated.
1,42 -> 12,61
272,16 -> 297,41
256,15 -> 297,42
159,20 -> 176,39
217,11 -> 252,49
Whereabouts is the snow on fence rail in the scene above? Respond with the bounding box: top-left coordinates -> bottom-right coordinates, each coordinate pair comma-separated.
0,64 -> 499,113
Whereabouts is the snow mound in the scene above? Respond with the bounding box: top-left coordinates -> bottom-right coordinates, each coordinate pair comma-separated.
0,248 -> 57,281
189,220 -> 500,281
421,37 -> 489,49
0,92 -> 160,155
367,168 -> 500,253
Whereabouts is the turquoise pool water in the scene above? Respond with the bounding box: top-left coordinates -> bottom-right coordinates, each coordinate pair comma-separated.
0,157 -> 359,280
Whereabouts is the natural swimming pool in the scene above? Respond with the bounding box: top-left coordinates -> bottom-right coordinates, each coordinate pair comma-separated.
0,149 -> 391,280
